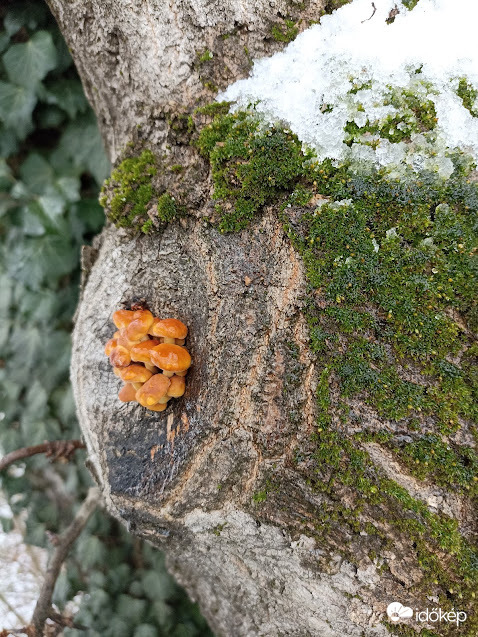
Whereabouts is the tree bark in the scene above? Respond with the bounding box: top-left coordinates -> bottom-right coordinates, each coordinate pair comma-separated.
48,1 -> 475,635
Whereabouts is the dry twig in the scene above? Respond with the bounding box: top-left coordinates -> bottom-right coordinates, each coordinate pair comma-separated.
0,440 -> 85,472
31,487 -> 102,635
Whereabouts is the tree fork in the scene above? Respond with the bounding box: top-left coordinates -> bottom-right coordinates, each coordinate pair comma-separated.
47,1 -> 476,635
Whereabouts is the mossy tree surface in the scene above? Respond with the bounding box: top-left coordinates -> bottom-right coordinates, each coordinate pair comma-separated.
194,106 -> 478,634
99,150 -> 185,232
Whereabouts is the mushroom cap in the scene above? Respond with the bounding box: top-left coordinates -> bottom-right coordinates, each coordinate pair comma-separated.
150,343 -> 191,372
167,375 -> 186,397
104,338 -> 117,356
118,383 -> 137,402
112,309 -> 135,329
136,374 -> 171,407
118,364 -> 153,383
130,339 -> 160,363
125,309 -> 154,341
109,345 -> 131,368
117,329 -> 149,351
150,318 -> 188,340
148,402 -> 167,412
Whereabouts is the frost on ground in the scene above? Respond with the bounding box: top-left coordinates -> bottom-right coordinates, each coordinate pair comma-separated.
221,0 -> 478,178
0,491 -> 47,629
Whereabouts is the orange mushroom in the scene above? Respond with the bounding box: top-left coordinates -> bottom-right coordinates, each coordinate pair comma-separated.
109,345 -> 131,368
167,375 -> 186,398
118,364 -> 153,384
106,307 -> 191,411
136,374 -> 171,407
130,339 -> 161,364
125,309 -> 154,342
104,338 -> 117,356
149,318 -> 188,344
150,343 -> 191,376
112,309 -> 135,329
149,403 -> 167,412
118,383 -> 137,402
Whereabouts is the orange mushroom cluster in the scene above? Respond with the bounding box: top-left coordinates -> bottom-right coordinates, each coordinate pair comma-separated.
104,308 -> 191,412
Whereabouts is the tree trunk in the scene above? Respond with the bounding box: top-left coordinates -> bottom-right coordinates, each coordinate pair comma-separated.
48,1 -> 475,635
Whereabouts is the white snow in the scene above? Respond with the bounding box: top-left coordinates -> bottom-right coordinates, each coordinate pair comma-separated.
220,0 -> 478,177
0,491 -> 48,629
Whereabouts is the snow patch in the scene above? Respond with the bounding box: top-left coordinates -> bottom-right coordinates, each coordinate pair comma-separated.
220,0 -> 478,177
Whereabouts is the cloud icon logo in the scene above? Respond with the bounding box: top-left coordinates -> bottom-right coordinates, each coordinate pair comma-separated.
387,602 -> 414,622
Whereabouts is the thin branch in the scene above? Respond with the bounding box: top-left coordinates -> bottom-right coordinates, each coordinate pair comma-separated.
31,487 -> 102,636
0,591 -> 28,625
0,440 -> 86,472
361,2 -> 377,23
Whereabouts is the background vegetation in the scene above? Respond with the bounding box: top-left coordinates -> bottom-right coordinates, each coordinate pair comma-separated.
0,1 -> 212,634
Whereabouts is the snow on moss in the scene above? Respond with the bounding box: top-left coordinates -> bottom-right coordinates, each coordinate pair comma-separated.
220,0 -> 478,178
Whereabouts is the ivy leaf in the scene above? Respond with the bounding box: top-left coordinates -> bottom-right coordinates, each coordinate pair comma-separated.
19,201 -> 48,236
38,184 -> 67,221
59,114 -> 110,184
56,176 -> 81,202
3,31 -> 57,88
0,32 -> 10,54
0,159 -> 13,191
3,1 -> 48,37
0,81 -> 36,138
5,234 -> 77,289
71,199 -> 105,233
45,78 -> 88,119
0,124 -> 19,157
20,153 -> 55,194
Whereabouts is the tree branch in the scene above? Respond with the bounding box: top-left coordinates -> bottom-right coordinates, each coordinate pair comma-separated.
0,440 -> 86,472
31,487 -> 102,636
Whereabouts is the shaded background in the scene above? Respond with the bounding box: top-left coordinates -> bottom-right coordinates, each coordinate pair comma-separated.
0,1 -> 213,634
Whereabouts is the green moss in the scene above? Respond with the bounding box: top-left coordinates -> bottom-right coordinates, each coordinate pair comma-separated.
100,150 -> 186,231
141,219 -> 153,234
156,193 -> 184,223
252,478 -> 278,504
211,523 -> 226,536
202,81 -> 218,92
194,101 -> 232,119
456,78 -> 478,118
390,435 -> 478,494
345,85 -> 437,145
198,49 -> 213,64
100,149 -> 157,229
193,104 -> 478,625
196,110 -> 312,231
252,490 -> 268,504
271,19 -> 299,44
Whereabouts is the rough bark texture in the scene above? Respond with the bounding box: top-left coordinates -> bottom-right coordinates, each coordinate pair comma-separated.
48,1 -> 475,635
47,0 -> 329,163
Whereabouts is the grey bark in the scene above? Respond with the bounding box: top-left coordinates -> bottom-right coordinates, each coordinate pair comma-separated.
46,1 -> 473,635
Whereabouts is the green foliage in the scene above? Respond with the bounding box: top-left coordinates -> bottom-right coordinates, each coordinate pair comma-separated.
100,149 -> 156,228
345,83 -> 437,145
0,2 -> 212,634
402,0 -> 420,9
271,19 -> 299,44
157,192 -> 183,222
456,77 -> 478,118
195,103 -> 478,626
196,110 -> 312,231
197,49 -> 213,63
